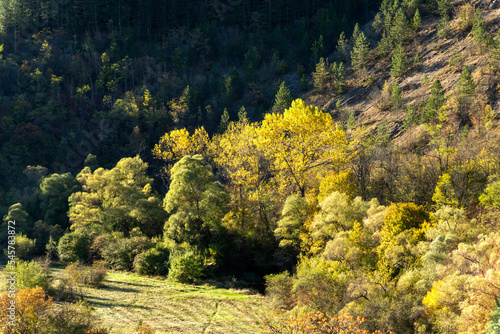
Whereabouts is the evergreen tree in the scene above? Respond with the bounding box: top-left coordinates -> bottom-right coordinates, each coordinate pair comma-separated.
351,32 -> 370,71
390,8 -> 409,45
273,81 -> 293,113
218,108 -> 230,133
300,74 -> 308,91
351,23 -> 361,46
413,8 -> 421,32
238,106 -> 248,123
336,31 -> 349,62
423,79 -> 445,123
391,81 -> 402,112
313,57 -> 330,94
347,113 -> 356,129
310,35 -> 324,66
457,66 -> 476,97
377,118 -> 390,147
402,105 -> 418,131
332,62 -> 347,94
390,44 -> 408,77
472,8 -> 486,50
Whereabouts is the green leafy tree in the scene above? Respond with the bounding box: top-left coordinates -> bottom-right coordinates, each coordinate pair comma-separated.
274,195 -> 308,251
351,32 -> 370,71
273,81 -> 293,113
69,156 -> 167,237
40,173 -> 79,229
163,155 -> 229,246
390,44 -> 408,77
479,176 -> 500,209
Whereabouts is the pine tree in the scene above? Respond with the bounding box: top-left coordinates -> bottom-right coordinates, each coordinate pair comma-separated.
377,118 -> 390,147
390,8 -> 409,45
238,106 -> 248,123
390,44 -> 408,77
273,81 -> 293,113
423,79 -> 445,123
351,32 -> 370,71
457,66 -> 476,97
336,31 -> 349,62
413,8 -> 421,31
391,81 -> 402,112
332,62 -> 347,94
351,23 -> 361,46
472,8 -> 486,50
300,74 -> 308,91
311,35 -> 324,65
313,57 -> 330,94
402,105 -> 417,131
218,108 -> 230,133
347,113 -> 356,129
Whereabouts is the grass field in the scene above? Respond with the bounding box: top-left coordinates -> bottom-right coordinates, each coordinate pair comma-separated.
67,270 -> 270,334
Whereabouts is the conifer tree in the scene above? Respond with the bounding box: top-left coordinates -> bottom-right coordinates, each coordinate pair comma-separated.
390,44 -> 408,77
351,32 -> 370,71
413,8 -> 421,32
238,106 -> 248,123
423,79 -> 445,123
218,108 -> 230,133
402,105 -> 418,131
313,57 -> 330,94
391,81 -> 402,113
390,8 -> 409,45
457,66 -> 476,97
336,31 -> 349,62
300,74 -> 308,91
332,62 -> 347,94
347,113 -> 356,129
472,8 -> 486,50
273,81 -> 293,113
351,23 -> 361,46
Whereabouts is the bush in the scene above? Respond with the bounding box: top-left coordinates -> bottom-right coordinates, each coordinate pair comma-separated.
264,271 -> 295,310
48,275 -> 83,302
63,262 -> 107,288
46,301 -> 99,334
3,259 -> 49,290
168,249 -> 206,283
0,286 -> 52,334
58,231 -> 92,263
455,3 -> 475,32
133,244 -> 171,276
98,232 -> 154,271
13,234 -> 36,260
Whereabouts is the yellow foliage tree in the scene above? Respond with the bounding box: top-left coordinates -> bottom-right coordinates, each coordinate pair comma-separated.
257,99 -> 348,197
152,127 -> 211,163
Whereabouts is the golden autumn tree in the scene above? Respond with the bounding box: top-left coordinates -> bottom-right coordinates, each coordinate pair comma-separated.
152,127 -> 211,163
257,99 -> 348,198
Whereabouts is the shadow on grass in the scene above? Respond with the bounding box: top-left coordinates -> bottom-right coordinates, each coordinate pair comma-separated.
103,284 -> 140,293
86,299 -> 150,309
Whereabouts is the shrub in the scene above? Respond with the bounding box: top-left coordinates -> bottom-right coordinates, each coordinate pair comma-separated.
99,232 -> 154,271
48,275 -> 83,302
58,230 -> 92,263
133,244 -> 170,276
263,311 -> 391,334
0,286 -> 52,334
3,259 -> 49,290
455,3 -> 475,32
46,300 -> 99,334
13,233 -> 36,260
168,249 -> 206,283
63,262 -> 107,288
264,271 -> 295,310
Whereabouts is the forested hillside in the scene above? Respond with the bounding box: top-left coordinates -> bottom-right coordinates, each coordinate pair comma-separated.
2,0 -> 500,333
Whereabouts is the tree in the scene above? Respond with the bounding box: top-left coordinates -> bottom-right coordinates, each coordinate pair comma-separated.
273,81 -> 293,113
479,176 -> 500,209
391,81 -> 402,113
390,44 -> 408,78
332,62 -> 347,94
390,8 -> 409,45
432,173 -> 459,208
163,155 -> 229,246
68,156 -> 167,237
218,108 -> 230,133
336,31 -> 349,62
274,195 -> 308,251
412,9 -> 421,32
423,79 -> 446,123
152,127 -> 211,163
472,8 -> 486,51
351,32 -> 370,71
313,57 -> 330,94
351,23 -> 361,46
40,173 -> 79,229
257,99 -> 348,197
456,66 -> 476,115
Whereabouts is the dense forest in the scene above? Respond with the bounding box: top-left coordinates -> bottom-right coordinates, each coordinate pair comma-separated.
2,0 -> 500,333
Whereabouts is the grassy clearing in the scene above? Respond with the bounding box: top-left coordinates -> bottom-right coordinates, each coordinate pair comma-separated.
60,270 -> 270,334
